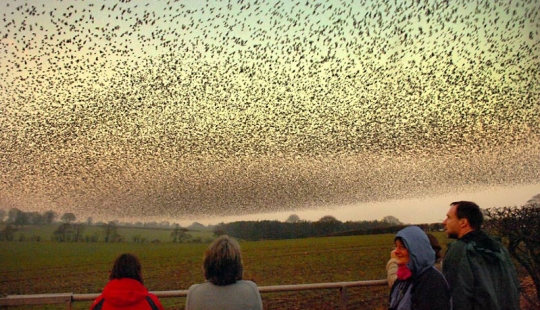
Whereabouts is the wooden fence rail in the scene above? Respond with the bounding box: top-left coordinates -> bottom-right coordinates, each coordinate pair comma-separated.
0,279 -> 388,309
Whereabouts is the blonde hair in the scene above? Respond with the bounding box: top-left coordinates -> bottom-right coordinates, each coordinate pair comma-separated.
203,235 -> 243,285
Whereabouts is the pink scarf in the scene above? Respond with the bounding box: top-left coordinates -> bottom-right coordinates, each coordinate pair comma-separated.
397,265 -> 412,280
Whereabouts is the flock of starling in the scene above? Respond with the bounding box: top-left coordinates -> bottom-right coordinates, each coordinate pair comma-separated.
1,0 -> 539,222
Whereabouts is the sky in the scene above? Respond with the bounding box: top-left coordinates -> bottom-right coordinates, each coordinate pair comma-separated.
208,183 -> 540,226
1,0 -> 539,226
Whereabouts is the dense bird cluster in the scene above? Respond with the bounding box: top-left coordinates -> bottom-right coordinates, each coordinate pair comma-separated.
1,0 -> 539,222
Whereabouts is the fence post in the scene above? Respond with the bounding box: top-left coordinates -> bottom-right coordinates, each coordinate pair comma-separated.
340,286 -> 347,310
67,294 -> 73,310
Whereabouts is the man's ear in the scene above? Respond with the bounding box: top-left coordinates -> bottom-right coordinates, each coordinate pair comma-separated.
459,218 -> 469,228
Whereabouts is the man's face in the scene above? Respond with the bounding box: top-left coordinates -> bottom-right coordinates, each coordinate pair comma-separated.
443,204 -> 460,239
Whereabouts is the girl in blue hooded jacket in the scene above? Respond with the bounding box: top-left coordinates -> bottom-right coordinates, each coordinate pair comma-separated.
388,226 -> 452,310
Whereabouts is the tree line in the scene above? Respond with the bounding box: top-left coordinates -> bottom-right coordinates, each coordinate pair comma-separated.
0,208 -> 417,243
212,214 -> 443,241
0,208 -> 204,229
0,208 -> 196,243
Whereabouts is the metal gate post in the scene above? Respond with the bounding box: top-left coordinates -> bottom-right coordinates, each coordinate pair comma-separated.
340,286 -> 348,310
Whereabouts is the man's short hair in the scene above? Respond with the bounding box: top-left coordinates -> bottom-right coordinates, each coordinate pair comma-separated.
451,201 -> 483,231
203,235 -> 244,286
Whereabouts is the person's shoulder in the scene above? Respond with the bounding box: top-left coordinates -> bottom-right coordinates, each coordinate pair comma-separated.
424,266 -> 445,279
442,241 -> 468,271
446,239 -> 467,252
417,268 -> 448,289
236,280 -> 261,294
147,292 -> 162,299
187,282 -> 205,293
147,293 -> 165,309
89,294 -> 105,310
237,280 -> 259,288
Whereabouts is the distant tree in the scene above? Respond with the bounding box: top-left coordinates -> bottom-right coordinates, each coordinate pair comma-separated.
7,208 -> 29,227
382,215 -> 402,226
85,233 -> 99,242
27,212 -> 45,225
0,209 -> 6,223
286,214 -> 301,223
8,208 -> 29,228
319,215 -> 338,222
188,222 -> 207,230
7,208 -> 21,223
429,222 -> 444,232
86,217 -> 93,226
484,204 -> 540,306
213,227 -> 225,237
170,224 -> 189,243
160,221 -> 171,228
15,212 -> 29,228
43,210 -> 57,224
53,223 -> 73,242
527,193 -> 540,205
144,221 -> 158,228
60,212 -> 76,224
0,224 -> 16,241
72,223 -> 85,242
314,215 -> 342,236
101,221 -> 119,242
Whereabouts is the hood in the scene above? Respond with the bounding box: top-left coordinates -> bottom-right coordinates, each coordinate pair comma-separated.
102,278 -> 148,307
395,226 -> 435,276
461,230 -> 503,263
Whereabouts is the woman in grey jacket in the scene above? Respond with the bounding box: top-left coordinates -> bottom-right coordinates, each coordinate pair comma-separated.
186,235 -> 263,310
388,226 -> 452,310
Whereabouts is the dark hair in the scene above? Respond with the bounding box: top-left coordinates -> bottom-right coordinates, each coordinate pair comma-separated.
109,253 -> 143,284
451,201 -> 483,231
203,235 -> 243,286
426,233 -> 442,261
394,236 -> 405,246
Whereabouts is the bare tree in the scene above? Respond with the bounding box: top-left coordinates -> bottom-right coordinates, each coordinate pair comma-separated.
0,224 -> 16,241
72,223 -> 85,242
7,208 -> 29,228
43,210 -> 57,224
27,212 -> 45,225
53,223 -> 73,242
101,221 -> 119,242
170,224 -> 189,243
484,204 -> 540,307
7,208 -> 21,223
60,212 -> 76,224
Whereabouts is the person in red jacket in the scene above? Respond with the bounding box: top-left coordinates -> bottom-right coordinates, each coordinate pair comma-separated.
90,253 -> 164,310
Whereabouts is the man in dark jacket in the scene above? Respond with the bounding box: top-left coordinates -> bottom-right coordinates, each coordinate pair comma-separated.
442,201 -> 520,310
